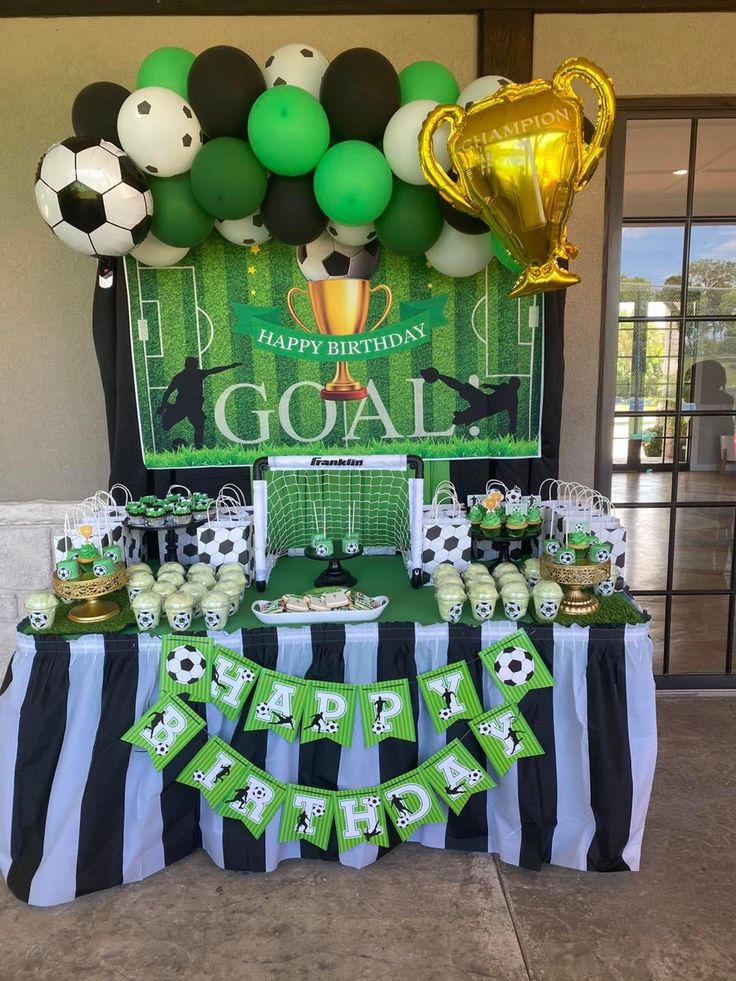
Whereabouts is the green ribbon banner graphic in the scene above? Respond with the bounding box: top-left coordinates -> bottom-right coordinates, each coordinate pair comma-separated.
231,297 -> 448,362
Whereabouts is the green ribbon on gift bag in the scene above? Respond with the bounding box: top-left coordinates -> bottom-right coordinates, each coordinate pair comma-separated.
417,661 -> 484,734
359,679 -> 416,747
422,738 -> 496,815
333,788 -> 391,852
175,736 -> 248,805
479,629 -> 554,704
243,668 -> 308,742
210,646 -> 260,721
278,784 -> 336,851
470,703 -> 544,778
381,768 -> 445,842
300,680 -> 357,748
159,635 -> 215,703
215,760 -> 286,839
122,693 -> 206,771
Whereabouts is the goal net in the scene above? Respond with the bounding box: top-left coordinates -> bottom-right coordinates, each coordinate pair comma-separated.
252,455 -> 424,589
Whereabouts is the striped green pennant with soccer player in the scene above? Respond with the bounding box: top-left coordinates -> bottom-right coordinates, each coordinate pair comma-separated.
359,679 -> 415,746
479,630 -> 554,704
159,635 -> 214,703
381,768 -> 446,841
416,661 -> 484,733
278,785 -> 336,851
301,680 -> 357,748
422,739 -> 496,814
334,788 -> 391,852
122,693 -> 206,771
209,647 -> 259,720
176,736 -> 247,805
470,703 -> 544,777
244,668 -> 308,742
215,761 -> 286,839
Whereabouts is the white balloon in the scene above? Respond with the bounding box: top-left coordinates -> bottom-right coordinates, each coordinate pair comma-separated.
383,100 -> 451,186
132,232 -> 189,267
425,222 -> 493,278
325,221 -> 377,247
216,211 -> 271,247
263,43 -> 329,99
117,86 -> 203,178
457,75 -> 514,110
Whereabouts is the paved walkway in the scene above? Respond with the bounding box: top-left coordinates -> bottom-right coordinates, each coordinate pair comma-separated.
1,697 -> 734,981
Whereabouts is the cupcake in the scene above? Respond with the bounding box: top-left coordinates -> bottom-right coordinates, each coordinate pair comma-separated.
568,530 -> 590,552
172,501 -> 193,526
126,502 -> 147,527
145,505 -> 166,528
467,504 -> 486,526
192,497 -> 212,516
77,542 -> 100,567
505,511 -> 527,536
526,505 -> 542,528
480,509 -> 502,538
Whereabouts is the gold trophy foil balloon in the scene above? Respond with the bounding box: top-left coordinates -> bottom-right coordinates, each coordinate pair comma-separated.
288,232 -> 391,401
420,58 -> 615,297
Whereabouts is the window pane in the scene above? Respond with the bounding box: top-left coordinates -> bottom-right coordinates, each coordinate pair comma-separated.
616,505 -> 670,590
679,412 -> 735,473
612,470 -> 673,504
683,324 -> 736,406
669,594 -> 729,673
677,467 -> 736,502
613,414 -> 682,467
623,118 -> 691,218
620,226 -> 685,314
615,322 -> 679,410
686,225 -> 736,317
693,119 -> 736,217
672,506 -> 734,590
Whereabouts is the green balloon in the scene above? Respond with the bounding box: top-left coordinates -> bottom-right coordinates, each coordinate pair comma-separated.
314,141 -> 393,225
490,230 -> 524,274
137,47 -> 196,99
150,174 -> 214,247
247,85 -> 330,177
190,138 -> 267,220
399,61 -> 459,105
375,180 -> 442,256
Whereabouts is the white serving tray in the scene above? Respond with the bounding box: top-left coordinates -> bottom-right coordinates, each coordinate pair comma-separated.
251,595 -> 389,625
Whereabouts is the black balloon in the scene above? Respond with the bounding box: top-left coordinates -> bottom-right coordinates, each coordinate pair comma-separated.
188,45 -> 265,138
320,47 -> 400,143
439,194 -> 488,236
261,175 -> 327,246
72,81 -> 130,146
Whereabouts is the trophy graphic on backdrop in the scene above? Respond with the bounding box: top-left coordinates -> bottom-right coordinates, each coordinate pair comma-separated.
419,57 -> 615,298
288,233 -> 392,401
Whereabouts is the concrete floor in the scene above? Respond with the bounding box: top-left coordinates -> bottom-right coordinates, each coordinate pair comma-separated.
1,697 -> 734,981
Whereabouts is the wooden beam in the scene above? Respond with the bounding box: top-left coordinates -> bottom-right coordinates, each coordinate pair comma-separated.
478,8 -> 534,81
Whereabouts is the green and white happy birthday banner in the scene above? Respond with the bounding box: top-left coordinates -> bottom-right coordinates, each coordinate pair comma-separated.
121,630 -> 551,849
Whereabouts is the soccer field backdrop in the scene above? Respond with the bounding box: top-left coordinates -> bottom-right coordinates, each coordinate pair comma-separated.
124,236 -> 543,468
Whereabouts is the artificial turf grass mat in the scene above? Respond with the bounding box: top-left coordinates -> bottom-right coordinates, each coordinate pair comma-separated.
20,589 -> 136,636
531,592 -> 647,628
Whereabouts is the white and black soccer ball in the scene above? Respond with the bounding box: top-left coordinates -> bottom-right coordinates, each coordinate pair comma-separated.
314,541 -> 331,558
35,137 -> 152,258
192,770 -> 206,784
556,549 -> 576,566
473,600 -> 494,621
448,602 -> 464,623
573,521 -> 587,533
494,645 -> 535,686
438,707 -> 453,721
343,541 -> 360,556
467,769 -> 483,786
591,546 -> 611,564
371,720 -> 389,735
216,211 -> 271,247
311,802 -> 326,818
327,221 -> 377,247
478,721 -> 493,736
255,702 -> 272,721
503,601 -> 523,621
154,742 -> 169,756
366,795 -> 381,808
203,610 -> 221,629
324,720 -> 339,734
136,610 -> 157,630
544,540 -> 560,556
117,87 -> 203,177
166,643 -> 206,684
537,600 -> 559,620
396,814 -> 410,829
506,486 -> 522,505
597,579 -> 615,597
423,524 -> 469,573
263,44 -> 329,98
247,782 -> 268,801
297,231 -> 380,281
171,611 -> 192,632
56,566 -> 72,581
240,667 -> 256,683
92,561 -> 109,578
29,612 -> 50,629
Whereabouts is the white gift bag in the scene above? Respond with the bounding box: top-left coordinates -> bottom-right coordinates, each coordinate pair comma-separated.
196,486 -> 254,580
421,481 -> 472,575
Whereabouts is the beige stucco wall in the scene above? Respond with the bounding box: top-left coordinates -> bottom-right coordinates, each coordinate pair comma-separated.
0,14 -> 476,501
534,12 -> 736,486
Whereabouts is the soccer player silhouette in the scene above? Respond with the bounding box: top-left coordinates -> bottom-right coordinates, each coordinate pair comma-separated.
506,724 -> 524,756
445,784 -> 466,798
157,356 -> 241,450
211,663 -> 223,690
212,762 -> 232,784
295,810 -> 310,834
441,685 -> 456,711
420,367 -> 520,432
143,709 -> 166,735
226,787 -> 250,809
389,794 -> 411,817
273,712 -> 294,728
307,711 -> 325,731
363,824 -> 382,842
373,695 -> 387,722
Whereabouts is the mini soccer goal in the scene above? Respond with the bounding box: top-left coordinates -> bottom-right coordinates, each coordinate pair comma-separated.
252,455 -> 424,590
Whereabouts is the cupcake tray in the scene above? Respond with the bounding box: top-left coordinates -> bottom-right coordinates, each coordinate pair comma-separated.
252,595 -> 389,625
123,513 -> 210,530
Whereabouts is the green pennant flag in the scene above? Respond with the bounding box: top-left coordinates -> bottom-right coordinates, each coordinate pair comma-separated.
416,661 -> 484,733
159,635 -> 214,703
334,788 -> 391,852
422,739 -> 496,815
243,668 -> 307,742
479,629 -> 554,704
359,679 -> 415,747
301,680 -> 357,748
210,646 -> 260,720
381,769 -> 445,841
175,736 -> 248,805
278,784 -> 335,851
469,703 -> 544,778
122,693 -> 205,771
215,761 -> 285,839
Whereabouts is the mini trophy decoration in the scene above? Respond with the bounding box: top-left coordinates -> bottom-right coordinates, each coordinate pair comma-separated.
419,57 -> 616,297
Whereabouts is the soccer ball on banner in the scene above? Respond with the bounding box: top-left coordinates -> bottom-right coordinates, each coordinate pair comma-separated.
371,720 -> 389,735
248,783 -> 268,801
192,770 -> 206,784
255,702 -> 272,721
154,743 -> 169,756
166,643 -> 207,684
396,814 -> 411,829
35,137 -> 152,257
296,231 -> 380,281
311,802 -> 326,818
438,707 -> 453,721
324,720 -> 339,734
467,769 -> 483,785
494,646 -> 536,687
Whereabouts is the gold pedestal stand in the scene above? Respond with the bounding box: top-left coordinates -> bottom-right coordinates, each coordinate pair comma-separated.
52,562 -> 128,624
540,554 -> 610,616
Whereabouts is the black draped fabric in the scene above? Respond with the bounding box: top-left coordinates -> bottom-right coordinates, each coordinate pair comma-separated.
92,261 -> 565,499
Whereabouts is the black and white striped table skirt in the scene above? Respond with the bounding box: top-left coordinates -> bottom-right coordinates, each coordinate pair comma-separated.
0,621 -> 657,906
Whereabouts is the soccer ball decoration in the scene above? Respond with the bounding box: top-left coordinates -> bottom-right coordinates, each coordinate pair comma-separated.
262,43 -> 329,99
324,720 -> 339,734
311,802 -> 326,818
248,782 -> 268,801
467,769 -> 483,785
117,86 -> 204,177
326,221 -> 377,247
556,549 -> 576,566
216,211 -> 271,247
537,600 -> 559,620
35,137 -> 152,257
371,720 -> 389,735
154,743 -> 169,756
255,702 -> 272,721
296,231 -> 380,281
503,601 -> 523,621
494,646 -> 536,687
166,643 -> 207,684
192,770 -> 206,784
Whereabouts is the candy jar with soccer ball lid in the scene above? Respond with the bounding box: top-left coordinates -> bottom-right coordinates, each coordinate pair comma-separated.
201,590 -> 229,630
532,580 -> 563,622
132,591 -> 162,632
165,591 -> 194,633
436,582 -> 466,623
467,581 -> 497,622
25,592 -> 59,631
500,580 -> 529,621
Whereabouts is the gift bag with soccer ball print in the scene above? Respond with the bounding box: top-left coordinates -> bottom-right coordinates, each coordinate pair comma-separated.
196,485 -> 254,581
421,481 -> 472,576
